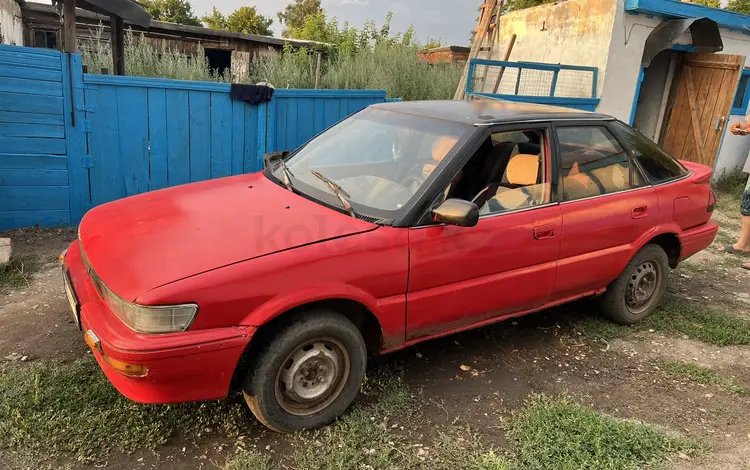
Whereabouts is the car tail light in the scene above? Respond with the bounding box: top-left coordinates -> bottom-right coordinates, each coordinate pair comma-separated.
707,189 -> 716,213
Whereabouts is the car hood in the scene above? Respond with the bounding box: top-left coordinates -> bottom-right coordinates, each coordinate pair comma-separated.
79,172 -> 377,302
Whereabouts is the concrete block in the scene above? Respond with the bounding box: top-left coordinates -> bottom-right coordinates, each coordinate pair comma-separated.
0,238 -> 11,267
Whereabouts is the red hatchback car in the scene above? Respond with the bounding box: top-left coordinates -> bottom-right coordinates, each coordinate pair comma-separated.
62,100 -> 718,432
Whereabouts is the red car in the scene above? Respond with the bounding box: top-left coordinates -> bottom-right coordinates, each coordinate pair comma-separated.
62,100 -> 718,432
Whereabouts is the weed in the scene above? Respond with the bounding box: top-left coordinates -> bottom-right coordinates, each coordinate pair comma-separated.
430,428 -> 511,470
220,450 -> 271,470
506,394 -> 701,470
573,299 -> 750,346
658,360 -> 743,394
0,359 -> 252,465
642,299 -> 750,346
0,256 -> 38,292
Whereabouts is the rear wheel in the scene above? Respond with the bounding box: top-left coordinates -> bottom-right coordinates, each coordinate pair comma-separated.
599,244 -> 669,324
243,310 -> 367,432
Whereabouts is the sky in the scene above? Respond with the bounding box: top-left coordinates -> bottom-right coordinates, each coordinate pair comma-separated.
188,0 -> 478,46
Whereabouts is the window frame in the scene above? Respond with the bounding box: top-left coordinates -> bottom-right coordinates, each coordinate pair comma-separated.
606,120 -> 689,187
551,120 -> 651,204
731,68 -> 750,116
409,122 -> 558,227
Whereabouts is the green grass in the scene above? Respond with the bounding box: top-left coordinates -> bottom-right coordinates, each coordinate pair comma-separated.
0,256 -> 38,292
0,359 -> 252,465
574,299 -> 750,346
658,360 -> 744,395
220,450 -> 271,470
713,168 -> 746,216
506,395 -> 701,470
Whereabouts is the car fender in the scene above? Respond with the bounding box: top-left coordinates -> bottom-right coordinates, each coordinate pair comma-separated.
238,282 -> 384,328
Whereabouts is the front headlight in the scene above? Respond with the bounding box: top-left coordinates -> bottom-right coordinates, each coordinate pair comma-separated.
99,282 -> 198,334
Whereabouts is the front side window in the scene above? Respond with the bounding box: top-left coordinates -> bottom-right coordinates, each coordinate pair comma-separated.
435,129 -> 550,216
557,126 -> 641,202
272,108 -> 470,216
609,120 -> 688,183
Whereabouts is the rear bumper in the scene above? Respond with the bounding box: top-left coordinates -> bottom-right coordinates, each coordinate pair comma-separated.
678,221 -> 719,262
64,241 -> 254,404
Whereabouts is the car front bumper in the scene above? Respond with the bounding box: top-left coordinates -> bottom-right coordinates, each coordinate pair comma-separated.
678,221 -> 719,262
63,241 -> 254,404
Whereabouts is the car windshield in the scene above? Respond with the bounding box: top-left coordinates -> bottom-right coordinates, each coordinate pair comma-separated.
272,107 -> 470,215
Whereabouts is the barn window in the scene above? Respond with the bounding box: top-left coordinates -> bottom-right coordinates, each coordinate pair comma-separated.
33,30 -> 58,49
205,48 -> 231,77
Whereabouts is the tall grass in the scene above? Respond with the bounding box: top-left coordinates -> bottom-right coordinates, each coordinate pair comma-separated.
250,44 -> 463,100
79,27 -> 462,100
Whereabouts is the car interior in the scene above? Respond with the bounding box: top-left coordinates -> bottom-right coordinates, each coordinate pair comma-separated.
443,130 -> 549,214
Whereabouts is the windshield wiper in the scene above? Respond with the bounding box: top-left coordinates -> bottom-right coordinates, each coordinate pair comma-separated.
277,160 -> 294,191
310,170 -> 356,218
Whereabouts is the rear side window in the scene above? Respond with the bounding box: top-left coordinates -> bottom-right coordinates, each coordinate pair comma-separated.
609,120 -> 687,183
556,126 -> 643,202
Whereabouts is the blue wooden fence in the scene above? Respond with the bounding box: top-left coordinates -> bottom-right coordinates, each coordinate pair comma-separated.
0,46 -> 73,228
0,44 -> 387,229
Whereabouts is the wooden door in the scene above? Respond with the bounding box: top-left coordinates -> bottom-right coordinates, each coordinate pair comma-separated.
661,53 -> 744,167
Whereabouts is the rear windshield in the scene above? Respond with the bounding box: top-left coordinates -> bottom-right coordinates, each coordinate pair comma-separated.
609,121 -> 688,183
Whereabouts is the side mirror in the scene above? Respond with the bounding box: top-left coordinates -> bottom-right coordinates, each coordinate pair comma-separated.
263,150 -> 289,169
432,198 -> 479,227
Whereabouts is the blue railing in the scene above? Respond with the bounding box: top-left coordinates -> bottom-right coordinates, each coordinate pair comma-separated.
464,58 -> 600,112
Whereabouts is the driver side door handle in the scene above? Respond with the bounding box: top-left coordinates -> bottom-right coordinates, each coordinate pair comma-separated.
533,225 -> 556,240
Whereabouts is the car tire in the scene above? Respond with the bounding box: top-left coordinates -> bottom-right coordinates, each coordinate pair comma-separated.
242,310 -> 367,433
599,244 -> 669,325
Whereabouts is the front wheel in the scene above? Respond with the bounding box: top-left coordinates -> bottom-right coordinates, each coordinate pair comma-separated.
599,244 -> 669,325
243,310 -> 367,432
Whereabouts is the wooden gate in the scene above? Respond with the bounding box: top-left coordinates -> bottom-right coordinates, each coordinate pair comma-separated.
661,53 -> 744,168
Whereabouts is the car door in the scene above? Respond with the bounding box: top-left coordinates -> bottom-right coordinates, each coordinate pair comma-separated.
551,122 -> 659,300
405,124 -> 562,341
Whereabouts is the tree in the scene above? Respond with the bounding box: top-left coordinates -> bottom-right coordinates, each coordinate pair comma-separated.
140,0 -> 201,25
278,0 -> 322,37
201,6 -> 274,36
691,0 -> 720,7
726,0 -> 750,14
423,39 -> 443,49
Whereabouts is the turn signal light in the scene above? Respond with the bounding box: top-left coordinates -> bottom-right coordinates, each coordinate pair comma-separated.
102,355 -> 149,378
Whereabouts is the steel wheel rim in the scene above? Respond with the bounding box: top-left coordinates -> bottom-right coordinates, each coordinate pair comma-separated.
625,260 -> 660,314
275,337 -> 350,416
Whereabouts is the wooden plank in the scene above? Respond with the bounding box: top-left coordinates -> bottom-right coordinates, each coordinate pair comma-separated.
209,92 -> 233,179
0,111 -> 64,126
454,0 -> 499,100
683,68 -> 707,165
63,0 -> 77,53
0,92 -> 64,115
0,169 -> 69,186
63,53 -> 91,224
0,210 -> 70,230
296,97 -> 315,146
0,123 -> 65,138
0,186 -> 69,211
286,98 -> 299,149
231,100 -> 245,175
313,98 -> 326,135
686,60 -> 740,70
0,77 -> 63,97
88,85 -> 125,207
188,90 -> 211,182
242,103 -> 257,173
0,65 -> 62,82
147,88 -> 168,191
0,44 -> 63,58
664,74 -> 690,157
116,87 -> 150,196
323,98 -> 341,130
0,136 -> 66,155
705,68 -> 740,167
0,50 -> 61,67
0,57 -> 61,72
0,153 -> 68,170
492,34 -> 517,94
275,97 -> 288,152
165,89 -> 190,186
255,102 -> 268,171
111,15 -> 125,75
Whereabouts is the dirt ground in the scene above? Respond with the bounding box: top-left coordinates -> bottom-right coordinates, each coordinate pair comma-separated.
2,203 -> 750,469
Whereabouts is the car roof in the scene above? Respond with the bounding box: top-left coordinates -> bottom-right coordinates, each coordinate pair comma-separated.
370,99 -> 612,125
